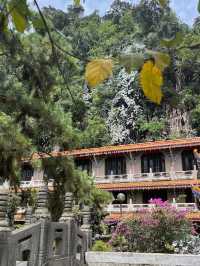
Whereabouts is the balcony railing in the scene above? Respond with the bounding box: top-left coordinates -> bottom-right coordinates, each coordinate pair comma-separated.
95,169 -> 198,184
106,202 -> 198,213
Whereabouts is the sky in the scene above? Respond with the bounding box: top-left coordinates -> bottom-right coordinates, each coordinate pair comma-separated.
37,0 -> 199,26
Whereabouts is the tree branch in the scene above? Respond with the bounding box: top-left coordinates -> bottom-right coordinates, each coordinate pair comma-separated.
33,0 -> 75,102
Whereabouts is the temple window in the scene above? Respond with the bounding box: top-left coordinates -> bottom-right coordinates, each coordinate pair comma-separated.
182,150 -> 195,171
105,156 -> 126,176
21,164 -> 34,181
141,153 -> 165,173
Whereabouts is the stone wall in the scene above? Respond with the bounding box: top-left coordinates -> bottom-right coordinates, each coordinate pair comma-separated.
86,252 -> 200,266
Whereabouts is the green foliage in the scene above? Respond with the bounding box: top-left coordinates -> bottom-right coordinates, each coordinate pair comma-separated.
7,193 -> 20,226
138,118 -> 166,140
21,188 -> 38,210
160,32 -> 184,48
92,240 -> 112,252
119,53 -> 144,73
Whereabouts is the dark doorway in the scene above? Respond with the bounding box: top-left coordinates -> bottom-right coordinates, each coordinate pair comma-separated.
143,189 -> 167,204
21,164 -> 34,181
22,250 -> 30,261
182,150 -> 196,171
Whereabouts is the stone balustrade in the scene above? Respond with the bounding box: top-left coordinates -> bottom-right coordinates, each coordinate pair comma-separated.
20,179 -> 54,188
106,202 -> 198,213
95,169 -> 198,184
0,186 -> 89,266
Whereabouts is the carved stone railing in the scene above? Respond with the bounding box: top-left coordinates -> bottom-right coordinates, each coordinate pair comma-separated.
0,187 -> 89,266
95,169 -> 198,184
106,202 -> 198,213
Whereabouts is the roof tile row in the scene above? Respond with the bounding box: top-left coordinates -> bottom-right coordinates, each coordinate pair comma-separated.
31,137 -> 200,160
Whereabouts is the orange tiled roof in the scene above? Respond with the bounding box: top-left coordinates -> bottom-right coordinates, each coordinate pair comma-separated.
105,211 -> 200,222
31,137 -> 200,160
96,179 -> 200,191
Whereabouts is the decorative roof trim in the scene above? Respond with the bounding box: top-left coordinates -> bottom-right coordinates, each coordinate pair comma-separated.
30,137 -> 200,160
96,179 -> 200,191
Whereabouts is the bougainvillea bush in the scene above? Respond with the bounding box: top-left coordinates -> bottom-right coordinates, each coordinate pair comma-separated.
109,199 -> 197,253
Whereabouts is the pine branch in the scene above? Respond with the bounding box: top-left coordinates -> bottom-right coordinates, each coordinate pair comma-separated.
33,0 -> 76,103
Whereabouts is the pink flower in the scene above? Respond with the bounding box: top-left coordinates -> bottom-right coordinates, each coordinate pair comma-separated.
149,198 -> 169,207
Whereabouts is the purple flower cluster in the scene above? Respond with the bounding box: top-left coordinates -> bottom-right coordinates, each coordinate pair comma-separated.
109,222 -> 131,245
140,215 -> 159,227
149,198 -> 169,207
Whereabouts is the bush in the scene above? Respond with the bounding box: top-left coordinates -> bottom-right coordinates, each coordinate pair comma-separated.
92,240 -> 112,252
7,193 -> 20,226
109,198 -> 194,253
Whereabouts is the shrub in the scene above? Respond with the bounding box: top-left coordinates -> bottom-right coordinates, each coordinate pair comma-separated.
92,240 -> 112,252
7,193 -> 20,226
109,198 -> 194,253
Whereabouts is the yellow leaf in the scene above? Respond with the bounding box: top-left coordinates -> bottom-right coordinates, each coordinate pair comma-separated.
85,59 -> 113,87
140,61 -> 163,104
74,0 -> 81,6
158,0 -> 167,7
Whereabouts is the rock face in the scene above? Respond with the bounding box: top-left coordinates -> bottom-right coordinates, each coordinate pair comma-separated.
168,109 -> 192,138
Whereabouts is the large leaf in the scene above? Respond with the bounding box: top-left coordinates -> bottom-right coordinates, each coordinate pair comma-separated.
158,0 -> 167,7
160,32 -> 183,48
10,9 -> 27,33
85,59 -> 113,87
198,0 -> 200,13
140,60 -> 163,104
119,53 -> 144,73
74,0 -> 81,6
0,13 -> 8,33
8,0 -> 29,33
147,50 -> 170,71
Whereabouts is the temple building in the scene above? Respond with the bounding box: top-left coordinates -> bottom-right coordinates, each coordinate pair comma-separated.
20,137 -> 200,223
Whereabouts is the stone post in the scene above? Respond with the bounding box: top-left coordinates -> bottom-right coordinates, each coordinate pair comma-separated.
35,184 -> 50,266
25,206 -> 33,225
35,184 -> 50,220
59,192 -> 77,264
81,205 -> 92,249
59,192 -> 74,222
0,190 -> 15,266
0,191 -> 9,229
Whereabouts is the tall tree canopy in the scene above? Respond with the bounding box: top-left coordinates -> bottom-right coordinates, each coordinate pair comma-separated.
1,0 -> 200,182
